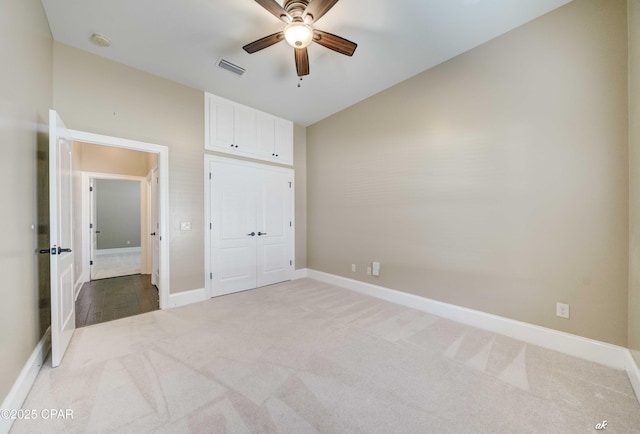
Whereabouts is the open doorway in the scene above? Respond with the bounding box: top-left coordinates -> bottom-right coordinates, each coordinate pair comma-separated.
70,138 -> 167,327
77,143 -> 158,326
90,177 -> 145,280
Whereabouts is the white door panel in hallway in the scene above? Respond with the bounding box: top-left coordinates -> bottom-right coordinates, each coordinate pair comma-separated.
150,166 -> 160,287
206,156 -> 294,297
49,110 -> 76,368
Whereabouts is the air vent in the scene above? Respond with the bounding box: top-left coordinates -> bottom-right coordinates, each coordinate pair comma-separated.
217,58 -> 246,76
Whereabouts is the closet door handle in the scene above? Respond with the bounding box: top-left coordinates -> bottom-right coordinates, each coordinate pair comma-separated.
247,232 -> 256,236
258,231 -> 267,236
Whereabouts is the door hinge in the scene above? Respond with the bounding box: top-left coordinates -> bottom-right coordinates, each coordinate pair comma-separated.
90,223 -> 93,229
289,221 -> 292,227
156,177 -> 159,184
210,272 -> 213,279
209,172 -> 212,180
90,260 -> 93,266
89,186 -> 93,192
209,222 -> 212,230
290,260 -> 292,266
288,182 -> 292,188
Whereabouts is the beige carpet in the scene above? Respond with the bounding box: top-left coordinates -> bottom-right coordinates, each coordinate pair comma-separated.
11,278 -> 640,433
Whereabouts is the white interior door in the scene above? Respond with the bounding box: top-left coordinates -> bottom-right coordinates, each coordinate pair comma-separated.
210,161 -> 257,296
207,157 -> 293,297
89,178 -> 97,280
151,166 -> 160,286
49,110 -> 75,368
256,169 -> 293,287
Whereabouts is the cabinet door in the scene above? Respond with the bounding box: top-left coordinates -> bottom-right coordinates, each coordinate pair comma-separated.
207,96 -> 234,149
257,112 -> 276,158
210,161 -> 257,296
256,169 -> 293,287
234,105 -> 258,154
274,119 -> 293,165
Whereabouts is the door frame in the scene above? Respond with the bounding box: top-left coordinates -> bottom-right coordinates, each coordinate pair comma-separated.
81,173 -> 149,283
204,154 -> 295,298
68,129 -> 171,309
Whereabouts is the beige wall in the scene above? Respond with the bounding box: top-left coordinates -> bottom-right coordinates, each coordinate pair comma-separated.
80,142 -> 151,177
53,43 -> 207,293
53,42 -> 308,293
629,0 -> 640,365
294,125 -> 308,269
0,0 -> 52,404
307,0 -> 628,346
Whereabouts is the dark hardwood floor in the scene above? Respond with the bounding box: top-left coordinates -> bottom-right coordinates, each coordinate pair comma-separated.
75,274 -> 159,328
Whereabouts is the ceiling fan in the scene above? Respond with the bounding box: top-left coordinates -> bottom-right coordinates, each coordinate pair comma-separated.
242,0 -> 357,78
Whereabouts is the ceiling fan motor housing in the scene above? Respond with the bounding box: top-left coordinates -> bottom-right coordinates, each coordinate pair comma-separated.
284,0 -> 310,20
244,0 -> 357,78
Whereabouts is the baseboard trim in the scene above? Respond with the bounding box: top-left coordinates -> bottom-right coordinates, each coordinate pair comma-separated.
306,269 -> 627,371
168,287 -> 208,308
293,268 -> 309,280
626,350 -> 640,401
0,327 -> 51,434
95,247 -> 141,255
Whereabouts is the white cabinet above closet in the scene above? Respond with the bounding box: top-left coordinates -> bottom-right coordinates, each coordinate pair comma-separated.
205,92 -> 294,166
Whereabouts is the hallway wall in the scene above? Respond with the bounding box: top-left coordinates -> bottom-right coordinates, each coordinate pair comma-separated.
0,0 -> 53,407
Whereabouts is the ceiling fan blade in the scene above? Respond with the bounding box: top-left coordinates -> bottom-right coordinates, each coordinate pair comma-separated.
255,0 -> 292,23
243,32 -> 285,53
313,30 -> 357,56
294,47 -> 310,77
303,0 -> 339,24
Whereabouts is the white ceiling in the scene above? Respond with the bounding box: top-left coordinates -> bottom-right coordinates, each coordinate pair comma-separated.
41,0 -> 572,126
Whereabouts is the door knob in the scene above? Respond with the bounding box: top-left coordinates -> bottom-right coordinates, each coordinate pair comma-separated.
247,232 -> 256,236
38,249 -> 50,254
57,247 -> 72,254
258,231 -> 267,236
150,232 -> 156,236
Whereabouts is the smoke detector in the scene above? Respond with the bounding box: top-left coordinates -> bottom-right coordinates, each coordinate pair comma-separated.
90,33 -> 111,48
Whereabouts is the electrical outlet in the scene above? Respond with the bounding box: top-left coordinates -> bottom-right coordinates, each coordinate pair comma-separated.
351,264 -> 356,272
556,302 -> 570,319
367,266 -> 372,275
372,261 -> 380,276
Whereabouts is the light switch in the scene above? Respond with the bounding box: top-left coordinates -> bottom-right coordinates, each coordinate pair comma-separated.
180,221 -> 191,231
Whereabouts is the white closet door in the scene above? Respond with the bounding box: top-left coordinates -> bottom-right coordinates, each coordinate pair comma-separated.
256,169 -> 293,287
210,161 -> 257,296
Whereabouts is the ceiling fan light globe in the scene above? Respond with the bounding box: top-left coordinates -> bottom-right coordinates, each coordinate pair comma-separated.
284,22 -> 313,48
